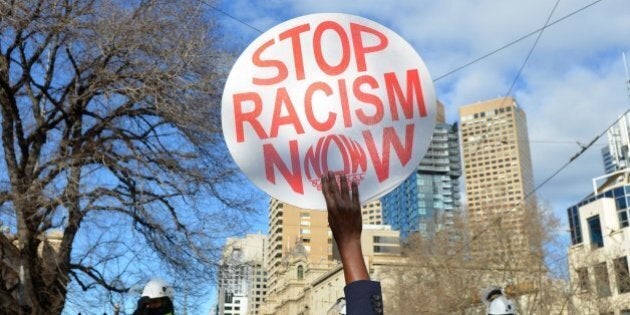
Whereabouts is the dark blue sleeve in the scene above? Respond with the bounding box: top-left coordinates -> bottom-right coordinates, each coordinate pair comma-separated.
344,280 -> 384,315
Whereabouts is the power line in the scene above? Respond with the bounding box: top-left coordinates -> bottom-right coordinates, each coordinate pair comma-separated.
198,0 -> 264,33
503,0 -> 561,99
470,0 -> 560,155
200,0 -> 618,263
452,107 -> 630,260
199,0 -> 604,82
433,0 -> 605,81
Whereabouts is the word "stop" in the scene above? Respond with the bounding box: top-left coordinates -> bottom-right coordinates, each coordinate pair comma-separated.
222,13 -> 436,209
252,21 -> 388,84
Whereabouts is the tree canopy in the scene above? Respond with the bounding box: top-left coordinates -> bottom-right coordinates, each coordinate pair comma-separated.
0,1 -> 252,313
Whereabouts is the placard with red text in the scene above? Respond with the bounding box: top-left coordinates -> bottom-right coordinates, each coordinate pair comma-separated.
222,13 -> 436,209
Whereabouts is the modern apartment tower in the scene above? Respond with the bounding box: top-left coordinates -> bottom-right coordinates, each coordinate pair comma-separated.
381,102 -> 462,239
459,97 -> 536,259
217,234 -> 266,315
602,112 -> 630,174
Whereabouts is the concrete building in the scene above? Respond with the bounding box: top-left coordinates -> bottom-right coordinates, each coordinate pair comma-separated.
260,226 -> 400,315
459,97 -> 536,259
567,170 -> 630,315
381,102 -> 462,239
217,234 -> 266,315
266,199 -> 333,297
361,200 -> 383,225
0,229 -> 63,312
602,112 -> 630,174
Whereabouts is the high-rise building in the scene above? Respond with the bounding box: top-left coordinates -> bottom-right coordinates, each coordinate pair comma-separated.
361,200 -> 383,225
381,102 -> 462,239
602,112 -> 630,174
459,97 -> 535,259
566,170 -> 630,314
265,199 -> 332,296
260,225 -> 401,315
265,197 -> 382,295
217,234 -> 266,315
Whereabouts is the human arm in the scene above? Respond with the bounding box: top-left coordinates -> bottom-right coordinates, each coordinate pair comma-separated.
321,172 -> 368,284
321,172 -> 384,314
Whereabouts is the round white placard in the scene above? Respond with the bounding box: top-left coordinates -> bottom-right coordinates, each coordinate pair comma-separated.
222,13 -> 436,209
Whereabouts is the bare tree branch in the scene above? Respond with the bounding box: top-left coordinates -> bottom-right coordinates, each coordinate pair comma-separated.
0,1 -> 249,313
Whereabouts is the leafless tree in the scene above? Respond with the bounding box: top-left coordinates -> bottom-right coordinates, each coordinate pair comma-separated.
0,1 -> 255,313
382,202 -> 573,314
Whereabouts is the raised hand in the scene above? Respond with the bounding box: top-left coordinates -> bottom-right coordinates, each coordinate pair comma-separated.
321,171 -> 369,284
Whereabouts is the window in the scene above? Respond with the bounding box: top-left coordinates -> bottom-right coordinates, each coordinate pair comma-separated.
587,215 -> 604,248
614,256 -> 630,294
225,292 -> 233,303
616,196 -> 628,209
374,246 -> 400,254
300,228 -> 310,234
577,268 -> 589,292
595,262 -> 611,297
620,209 -> 630,228
297,265 -> 304,280
373,236 -> 399,244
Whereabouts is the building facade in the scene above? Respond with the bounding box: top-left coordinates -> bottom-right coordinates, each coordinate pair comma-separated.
602,112 -> 630,174
260,226 -> 400,315
266,199 -> 333,297
361,200 -> 383,225
459,97 -> 536,259
381,102 -> 462,239
217,234 -> 266,315
567,170 -> 630,315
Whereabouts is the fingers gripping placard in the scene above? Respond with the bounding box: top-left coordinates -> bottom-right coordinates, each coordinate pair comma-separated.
222,13 -> 437,209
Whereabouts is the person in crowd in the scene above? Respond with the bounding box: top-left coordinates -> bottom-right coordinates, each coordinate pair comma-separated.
482,286 -> 516,315
321,172 -> 384,315
133,279 -> 175,315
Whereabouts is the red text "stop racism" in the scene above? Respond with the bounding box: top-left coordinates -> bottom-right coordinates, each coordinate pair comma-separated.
230,20 -> 429,194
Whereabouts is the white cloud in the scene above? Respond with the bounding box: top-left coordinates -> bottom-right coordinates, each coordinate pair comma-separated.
217,0 -> 630,227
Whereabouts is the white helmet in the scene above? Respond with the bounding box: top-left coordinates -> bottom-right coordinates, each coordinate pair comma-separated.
487,295 -> 516,315
141,279 -> 174,300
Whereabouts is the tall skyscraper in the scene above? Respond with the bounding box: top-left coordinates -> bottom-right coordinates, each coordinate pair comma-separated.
381,102 -> 462,239
459,97 -> 535,259
217,233 -> 266,315
602,112 -> 630,174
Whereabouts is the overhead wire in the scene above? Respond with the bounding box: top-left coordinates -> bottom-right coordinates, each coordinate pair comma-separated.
503,0 -> 561,100
433,0 -> 605,81
200,0 -> 619,268
198,0 -> 264,33
451,107 -> 630,260
470,0 -> 560,155
198,0 -> 605,82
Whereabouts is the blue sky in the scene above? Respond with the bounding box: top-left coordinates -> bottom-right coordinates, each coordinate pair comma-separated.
212,0 -> 630,234
204,0 -> 629,311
